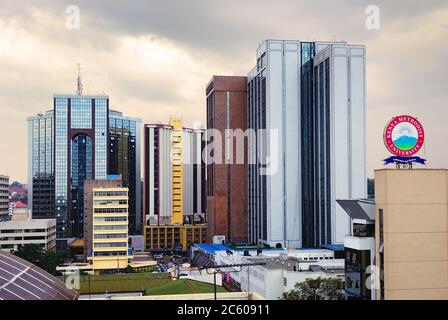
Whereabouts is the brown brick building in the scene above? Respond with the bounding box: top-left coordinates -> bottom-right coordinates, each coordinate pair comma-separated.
206,76 -> 248,243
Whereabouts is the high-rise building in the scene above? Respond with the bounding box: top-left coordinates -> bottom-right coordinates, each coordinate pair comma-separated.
305,43 -> 367,247
182,127 -> 206,225
144,122 -> 205,227
83,178 -> 131,272
143,120 -> 206,251
144,124 -> 173,226
108,110 -> 142,235
205,76 -> 248,243
0,175 -> 9,220
247,40 -> 366,248
53,95 -> 109,248
28,93 -> 141,250
170,118 -> 184,225
247,40 -> 303,248
27,111 -> 54,219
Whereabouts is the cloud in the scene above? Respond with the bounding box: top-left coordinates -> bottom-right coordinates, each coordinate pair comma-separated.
0,0 -> 447,181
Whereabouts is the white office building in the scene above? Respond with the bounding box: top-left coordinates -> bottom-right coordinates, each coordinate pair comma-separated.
213,248 -> 343,300
247,40 -> 366,248
0,211 -> 56,252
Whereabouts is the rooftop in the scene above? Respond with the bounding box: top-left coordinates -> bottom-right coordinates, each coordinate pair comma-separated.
194,243 -> 232,255
0,250 -> 78,300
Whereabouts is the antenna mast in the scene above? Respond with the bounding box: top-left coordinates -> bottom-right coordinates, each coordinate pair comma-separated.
76,63 -> 83,95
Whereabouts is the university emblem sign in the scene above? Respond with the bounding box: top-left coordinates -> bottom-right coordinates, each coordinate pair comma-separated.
383,115 -> 426,168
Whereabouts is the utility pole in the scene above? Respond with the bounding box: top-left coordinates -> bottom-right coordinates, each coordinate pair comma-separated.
201,262 -> 266,301
213,272 -> 217,300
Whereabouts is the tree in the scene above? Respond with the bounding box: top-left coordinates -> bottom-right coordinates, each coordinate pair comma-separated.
281,277 -> 345,300
13,244 -> 66,276
13,244 -> 44,266
124,265 -> 135,273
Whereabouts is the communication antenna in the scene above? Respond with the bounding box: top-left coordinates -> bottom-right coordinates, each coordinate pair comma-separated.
76,63 -> 83,95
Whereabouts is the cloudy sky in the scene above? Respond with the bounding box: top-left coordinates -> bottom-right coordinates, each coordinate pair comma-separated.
0,0 -> 447,182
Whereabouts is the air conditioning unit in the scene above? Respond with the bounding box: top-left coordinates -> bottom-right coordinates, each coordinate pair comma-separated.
213,235 -> 226,244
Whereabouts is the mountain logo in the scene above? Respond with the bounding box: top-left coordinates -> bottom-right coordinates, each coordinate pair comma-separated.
383,115 -> 425,157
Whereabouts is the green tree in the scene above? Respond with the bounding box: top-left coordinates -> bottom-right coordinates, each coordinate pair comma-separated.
13,244 -> 44,265
281,277 -> 345,300
124,265 -> 135,273
13,244 -> 66,276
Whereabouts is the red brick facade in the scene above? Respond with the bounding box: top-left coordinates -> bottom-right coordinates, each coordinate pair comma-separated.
206,76 -> 248,243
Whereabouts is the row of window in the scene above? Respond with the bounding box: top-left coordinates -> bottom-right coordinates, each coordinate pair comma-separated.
94,200 -> 127,206
94,233 -> 127,239
94,217 -> 127,222
94,208 -> 128,214
94,251 -> 127,257
94,225 -> 127,230
94,191 -> 127,197
94,242 -> 127,248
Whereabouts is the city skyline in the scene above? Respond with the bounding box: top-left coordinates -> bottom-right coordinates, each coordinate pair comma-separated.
1,1 -> 448,182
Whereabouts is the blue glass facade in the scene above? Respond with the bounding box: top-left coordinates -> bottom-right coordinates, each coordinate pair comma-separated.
300,42 -> 316,247
71,134 -> 93,237
55,98 -> 69,244
28,111 -> 55,219
54,95 -> 109,249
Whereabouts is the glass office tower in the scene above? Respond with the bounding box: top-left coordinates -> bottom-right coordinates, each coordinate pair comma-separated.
54,95 -> 108,249
108,110 -> 142,235
27,111 -> 55,219
29,96 -> 141,250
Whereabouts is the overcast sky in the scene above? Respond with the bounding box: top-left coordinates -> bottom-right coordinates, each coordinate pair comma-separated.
0,0 -> 447,182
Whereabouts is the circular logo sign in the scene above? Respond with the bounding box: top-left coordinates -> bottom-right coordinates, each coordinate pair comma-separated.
384,115 -> 424,157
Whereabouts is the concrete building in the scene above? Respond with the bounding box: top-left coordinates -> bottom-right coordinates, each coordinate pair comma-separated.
338,199 -> 376,300
8,202 -> 28,217
143,120 -> 206,227
170,118 -> 184,225
247,40 -> 366,248
144,124 -> 173,226
375,169 -> 448,300
239,255 -> 344,300
0,175 -> 9,220
199,246 -> 343,299
144,224 -> 206,252
83,179 -> 131,272
182,127 -> 206,225
308,43 -> 367,247
206,76 -> 248,243
0,210 -> 56,252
